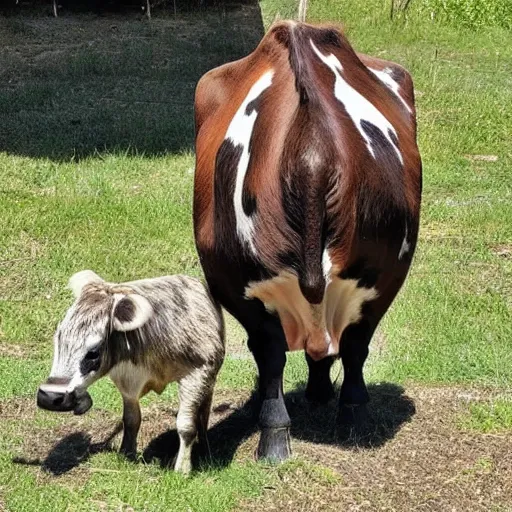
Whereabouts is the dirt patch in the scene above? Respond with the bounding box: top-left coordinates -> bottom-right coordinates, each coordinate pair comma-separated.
242,386 -> 512,511
491,244 -> 512,260
5,387 -> 254,481
0,344 -> 29,358
464,154 -> 499,162
5,386 -> 512,509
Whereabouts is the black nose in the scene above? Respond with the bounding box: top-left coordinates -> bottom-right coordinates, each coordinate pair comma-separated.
37,388 -> 76,412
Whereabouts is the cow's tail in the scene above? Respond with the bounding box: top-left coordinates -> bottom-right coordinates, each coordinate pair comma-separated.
272,23 -> 338,305
279,108 -> 329,306
299,181 -> 327,305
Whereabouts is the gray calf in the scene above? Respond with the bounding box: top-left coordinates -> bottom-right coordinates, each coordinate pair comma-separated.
37,270 -> 225,474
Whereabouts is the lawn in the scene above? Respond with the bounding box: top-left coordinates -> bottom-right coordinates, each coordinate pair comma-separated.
0,0 -> 511,510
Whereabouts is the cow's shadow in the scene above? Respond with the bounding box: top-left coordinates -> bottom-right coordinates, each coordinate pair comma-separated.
14,382 -> 415,475
12,424 -> 122,476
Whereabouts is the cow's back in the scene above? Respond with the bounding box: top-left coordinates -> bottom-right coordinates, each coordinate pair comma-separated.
194,21 -> 421,360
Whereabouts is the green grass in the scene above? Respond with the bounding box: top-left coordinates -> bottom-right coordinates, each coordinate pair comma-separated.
1,0 -> 511,510
0,452 -> 269,512
460,399 -> 512,433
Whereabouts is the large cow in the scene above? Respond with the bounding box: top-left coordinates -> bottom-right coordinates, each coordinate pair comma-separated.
193,21 -> 421,461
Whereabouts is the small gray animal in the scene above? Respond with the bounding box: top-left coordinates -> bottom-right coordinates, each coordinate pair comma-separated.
37,270 -> 225,474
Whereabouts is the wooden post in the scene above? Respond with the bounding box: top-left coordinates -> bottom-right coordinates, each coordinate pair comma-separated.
298,0 -> 308,22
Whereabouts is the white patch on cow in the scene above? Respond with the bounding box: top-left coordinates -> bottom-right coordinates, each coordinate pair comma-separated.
369,67 -> 412,114
39,383 -> 71,394
175,406 -> 197,474
310,41 -> 403,165
398,223 -> 411,260
110,361 -> 152,399
245,253 -> 378,359
39,371 -> 87,394
50,327 -> 61,378
225,70 -> 274,253
84,335 -> 104,351
322,249 -> 333,280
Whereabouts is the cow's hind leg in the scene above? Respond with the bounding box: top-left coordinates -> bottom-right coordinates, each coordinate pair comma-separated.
249,317 -> 291,462
338,319 -> 376,428
175,368 -> 215,474
305,353 -> 336,404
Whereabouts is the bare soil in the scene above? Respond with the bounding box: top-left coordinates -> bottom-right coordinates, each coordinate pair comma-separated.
4,385 -> 512,511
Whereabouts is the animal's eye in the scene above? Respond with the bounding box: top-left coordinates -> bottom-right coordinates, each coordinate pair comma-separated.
85,349 -> 100,361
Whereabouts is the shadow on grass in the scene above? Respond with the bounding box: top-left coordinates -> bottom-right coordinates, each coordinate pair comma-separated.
0,0 -> 264,160
141,382 -> 416,471
12,423 -> 122,476
13,383 -> 415,475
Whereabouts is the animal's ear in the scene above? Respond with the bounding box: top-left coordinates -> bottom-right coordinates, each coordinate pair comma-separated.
112,293 -> 153,332
68,270 -> 104,298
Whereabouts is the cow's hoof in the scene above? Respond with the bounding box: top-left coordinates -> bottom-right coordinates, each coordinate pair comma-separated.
119,446 -> 137,461
337,403 -> 371,438
338,403 -> 369,427
256,427 -> 291,462
305,379 -> 335,405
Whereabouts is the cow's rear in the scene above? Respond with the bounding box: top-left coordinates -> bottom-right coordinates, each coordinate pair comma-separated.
194,21 -> 421,460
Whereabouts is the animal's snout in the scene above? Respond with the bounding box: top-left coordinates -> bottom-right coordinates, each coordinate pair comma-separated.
37,384 -> 93,415
37,386 -> 76,412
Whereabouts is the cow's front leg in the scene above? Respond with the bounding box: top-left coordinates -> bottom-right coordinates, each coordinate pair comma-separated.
120,396 -> 141,458
249,324 -> 291,462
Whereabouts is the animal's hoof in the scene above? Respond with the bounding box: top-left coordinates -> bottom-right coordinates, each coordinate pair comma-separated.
119,446 -> 137,461
336,404 -> 373,441
338,403 -> 369,427
305,380 -> 335,405
256,427 -> 291,462
174,461 -> 192,476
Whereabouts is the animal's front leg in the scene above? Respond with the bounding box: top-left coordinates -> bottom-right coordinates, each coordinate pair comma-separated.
120,396 -> 141,459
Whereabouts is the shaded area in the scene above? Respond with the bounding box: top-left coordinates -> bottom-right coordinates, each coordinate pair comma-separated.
288,381 -> 416,449
146,382 -> 415,468
13,422 -> 122,476
10,386 -> 512,510
14,383 -> 414,475
1,0 -> 260,17
0,0 -> 264,160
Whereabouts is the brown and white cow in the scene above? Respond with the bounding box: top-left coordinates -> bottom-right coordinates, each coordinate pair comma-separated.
37,271 -> 225,474
193,22 -> 421,460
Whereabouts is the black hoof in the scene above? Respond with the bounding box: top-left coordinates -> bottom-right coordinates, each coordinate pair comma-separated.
256,427 -> 291,462
305,380 -> 335,405
337,403 -> 370,429
119,446 -> 137,461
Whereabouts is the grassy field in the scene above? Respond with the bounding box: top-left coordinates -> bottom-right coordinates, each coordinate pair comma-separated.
1,0 -> 511,510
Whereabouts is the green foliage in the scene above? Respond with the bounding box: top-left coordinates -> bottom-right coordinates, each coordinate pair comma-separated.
420,0 -> 512,29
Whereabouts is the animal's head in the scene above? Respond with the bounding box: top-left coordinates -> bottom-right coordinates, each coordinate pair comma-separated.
37,270 -> 153,415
